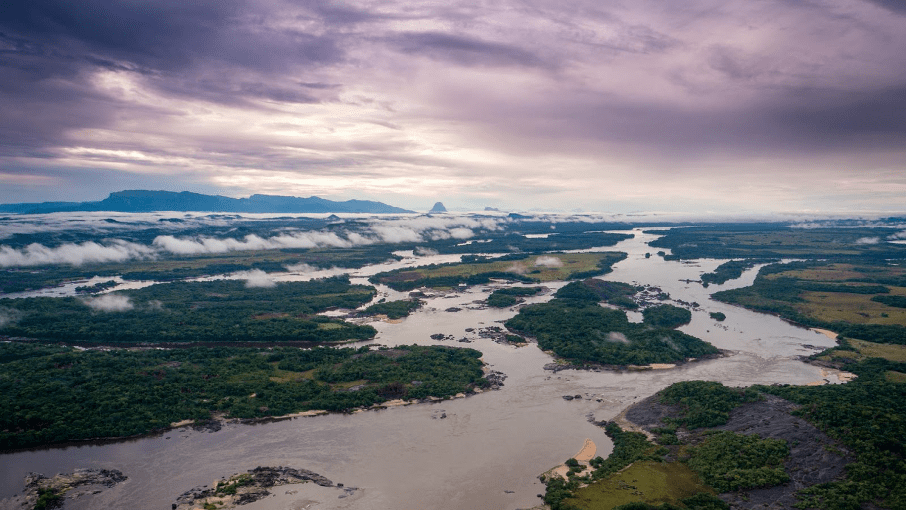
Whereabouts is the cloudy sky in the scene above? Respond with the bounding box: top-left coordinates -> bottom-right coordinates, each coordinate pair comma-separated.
2,0 -> 905,214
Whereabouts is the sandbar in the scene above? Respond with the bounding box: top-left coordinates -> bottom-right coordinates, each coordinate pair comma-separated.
812,328 -> 839,340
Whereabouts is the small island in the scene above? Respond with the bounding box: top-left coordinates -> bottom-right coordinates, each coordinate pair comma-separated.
505,279 -> 718,367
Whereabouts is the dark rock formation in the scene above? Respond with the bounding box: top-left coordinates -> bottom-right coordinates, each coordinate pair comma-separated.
173,466 -> 341,509
9,468 -> 127,509
623,394 -> 851,510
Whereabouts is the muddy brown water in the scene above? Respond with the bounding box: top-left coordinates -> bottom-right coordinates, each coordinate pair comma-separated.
0,229 -> 844,510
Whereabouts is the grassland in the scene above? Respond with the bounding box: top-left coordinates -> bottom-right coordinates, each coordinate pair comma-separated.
648,225 -> 906,261
370,252 -> 626,290
565,461 -> 713,509
818,338 -> 906,363
712,261 -> 906,343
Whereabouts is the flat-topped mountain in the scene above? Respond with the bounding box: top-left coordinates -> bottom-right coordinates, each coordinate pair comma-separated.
0,190 -> 413,214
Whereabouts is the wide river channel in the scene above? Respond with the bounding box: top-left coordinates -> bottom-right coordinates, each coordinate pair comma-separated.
0,229 -> 849,510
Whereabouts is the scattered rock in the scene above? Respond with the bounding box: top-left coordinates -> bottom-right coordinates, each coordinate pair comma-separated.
172,466 -> 339,510
12,468 -> 127,509
191,419 -> 222,433
622,394 -> 852,510
484,370 -> 507,389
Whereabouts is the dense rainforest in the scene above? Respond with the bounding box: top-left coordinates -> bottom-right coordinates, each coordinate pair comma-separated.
505,284 -> 717,366
0,343 -> 488,450
0,276 -> 377,344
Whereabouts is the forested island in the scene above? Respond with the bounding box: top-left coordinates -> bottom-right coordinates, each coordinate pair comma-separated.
0,277 -> 378,344
505,279 -> 717,366
711,260 -> 906,345
0,343 -> 489,450
370,252 -> 627,291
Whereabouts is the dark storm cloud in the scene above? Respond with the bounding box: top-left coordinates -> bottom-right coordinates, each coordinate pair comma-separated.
1,0 -> 906,212
386,31 -> 549,68
0,0 -> 349,153
863,0 -> 906,14
776,85 -> 906,142
1,1 -> 243,71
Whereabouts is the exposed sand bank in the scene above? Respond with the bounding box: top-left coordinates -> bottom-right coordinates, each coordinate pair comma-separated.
548,438 -> 597,480
812,328 -> 838,341
806,367 -> 857,385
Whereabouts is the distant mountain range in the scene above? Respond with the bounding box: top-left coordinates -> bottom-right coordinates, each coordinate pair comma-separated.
0,190 -> 414,214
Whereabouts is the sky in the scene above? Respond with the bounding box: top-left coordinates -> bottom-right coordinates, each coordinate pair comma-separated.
1,0 -> 905,215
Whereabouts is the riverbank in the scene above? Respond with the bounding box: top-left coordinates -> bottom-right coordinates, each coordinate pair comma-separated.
172,466 -> 351,510
620,392 -> 852,510
541,351 -> 728,374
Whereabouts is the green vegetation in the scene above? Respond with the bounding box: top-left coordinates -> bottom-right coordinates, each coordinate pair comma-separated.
486,286 -> 544,307
556,279 -> 640,309
687,431 -> 790,492
361,299 -> 423,319
610,492 -> 729,510
642,305 -> 692,329
0,244 -> 403,293
0,266 -> 117,294
641,370 -> 906,510
547,422 -> 726,510
119,245 -> 404,281
756,358 -> 906,510
700,259 -> 769,286
0,342 -> 487,449
708,312 -> 725,322
712,261 -> 906,344
33,487 -> 63,510
433,231 -> 634,255
0,276 -> 377,343
648,225 -> 906,261
74,280 -> 119,294
546,422 -> 667,509
214,473 -> 254,496
566,461 -> 715,510
370,252 -> 627,291
872,295 -> 906,308
506,298 -> 718,366
815,338 -> 906,364
659,381 -> 761,429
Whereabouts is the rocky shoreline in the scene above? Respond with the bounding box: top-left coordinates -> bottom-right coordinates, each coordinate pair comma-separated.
4,468 -> 127,509
172,466 -> 353,510
542,351 -> 728,374
621,393 -> 852,510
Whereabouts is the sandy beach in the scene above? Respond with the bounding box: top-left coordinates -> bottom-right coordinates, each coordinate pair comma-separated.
549,438 -> 597,480
812,328 -> 839,341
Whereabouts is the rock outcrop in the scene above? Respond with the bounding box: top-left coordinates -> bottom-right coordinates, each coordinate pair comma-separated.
6,468 -> 127,509
623,394 -> 852,510
172,466 -> 348,510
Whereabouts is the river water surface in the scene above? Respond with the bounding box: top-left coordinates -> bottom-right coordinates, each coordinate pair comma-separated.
0,229 -> 847,510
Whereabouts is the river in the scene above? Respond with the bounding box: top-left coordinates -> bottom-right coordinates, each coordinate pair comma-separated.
0,229 -> 846,510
